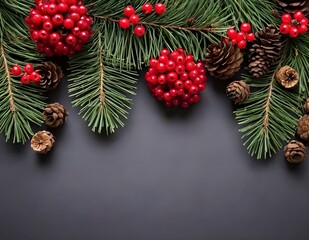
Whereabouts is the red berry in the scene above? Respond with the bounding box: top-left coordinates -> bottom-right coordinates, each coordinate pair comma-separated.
52,14 -> 64,25
31,14 -> 42,25
156,62 -> 166,73
148,67 -> 158,75
63,18 -> 75,29
70,13 -> 81,23
10,64 -> 22,76
124,6 -> 135,17
289,26 -> 299,38
281,14 -> 292,23
180,72 -> 189,81
24,64 -> 34,75
21,75 -> 31,84
186,62 -> 196,71
142,3 -> 153,14
172,98 -> 181,106
43,21 -> 53,31
294,11 -> 304,21
184,80 -> 192,89
31,31 -> 40,41
129,14 -> 140,24
157,74 -> 167,85
189,70 -> 198,80
47,4 -> 57,15
185,54 -> 194,63
176,48 -> 185,55
189,85 -> 199,95
69,5 -> 78,13
175,65 -> 185,75
79,31 -> 90,43
134,25 -> 146,37
175,55 -> 185,64
299,24 -> 308,34
30,72 -> 41,83
246,33 -> 255,42
231,38 -> 237,45
149,58 -> 159,68
72,27 -> 81,36
78,5 -> 87,16
300,18 -> 308,26
279,23 -> 290,35
174,80 -> 184,90
227,28 -> 237,39
166,60 -> 176,71
237,40 -> 247,49
236,32 -> 246,42
160,48 -> 169,56
169,51 -> 179,61
148,75 -> 157,85
57,3 -> 68,13
159,55 -> 168,63
39,30 -> 49,40
119,18 -> 130,29
155,3 -> 166,15
76,20 -> 88,30
66,34 -> 77,45
170,89 -> 178,97
167,72 -> 178,82
181,102 -> 189,109
49,32 -> 60,45
41,15 -> 51,23
163,92 -> 172,101
223,38 -> 229,44
240,23 -> 251,33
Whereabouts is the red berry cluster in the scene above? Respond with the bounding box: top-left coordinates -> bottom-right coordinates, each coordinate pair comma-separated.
119,2 -> 166,37
224,23 -> 255,49
25,0 -> 93,57
145,48 -> 207,108
10,64 -> 41,85
279,11 -> 308,38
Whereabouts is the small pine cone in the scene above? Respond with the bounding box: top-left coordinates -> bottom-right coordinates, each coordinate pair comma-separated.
304,98 -> 309,113
276,66 -> 299,88
187,18 -> 196,26
297,114 -> 309,141
35,61 -> 63,90
248,25 -> 281,78
284,140 -> 307,164
226,80 -> 250,104
43,102 -> 68,128
205,42 -> 243,80
275,0 -> 309,16
31,131 -> 55,154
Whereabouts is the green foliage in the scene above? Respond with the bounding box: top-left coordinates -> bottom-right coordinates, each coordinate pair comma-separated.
223,0 -> 280,31
85,0 -> 230,69
68,31 -> 138,134
235,67 -> 303,159
0,5 -> 46,143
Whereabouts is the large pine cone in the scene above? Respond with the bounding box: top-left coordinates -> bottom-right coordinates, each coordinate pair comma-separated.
275,0 -> 309,16
284,140 -> 307,164
297,114 -> 309,140
31,131 -> 55,154
205,42 -> 243,80
35,61 -> 63,90
43,102 -> 68,128
226,80 -> 250,104
248,25 -> 281,78
276,66 -> 299,88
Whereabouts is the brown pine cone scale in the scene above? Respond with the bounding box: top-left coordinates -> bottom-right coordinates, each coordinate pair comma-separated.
276,66 -> 299,88
226,80 -> 250,104
35,61 -> 63,90
275,0 -> 309,16
297,114 -> 309,141
31,131 -> 55,154
43,102 -> 68,128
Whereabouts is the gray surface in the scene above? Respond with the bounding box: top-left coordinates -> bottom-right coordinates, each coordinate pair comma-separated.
0,73 -> 308,240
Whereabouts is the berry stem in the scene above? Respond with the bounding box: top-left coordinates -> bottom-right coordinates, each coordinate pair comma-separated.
93,15 -> 214,32
1,44 -> 16,112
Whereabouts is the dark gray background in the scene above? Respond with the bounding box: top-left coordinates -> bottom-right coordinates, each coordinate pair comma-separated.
0,72 -> 308,240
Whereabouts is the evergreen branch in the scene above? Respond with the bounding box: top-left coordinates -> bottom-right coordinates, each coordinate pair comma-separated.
235,64 -> 303,159
0,9 -> 47,143
68,31 -> 138,134
89,0 -> 230,69
223,0 -> 280,31
281,33 -> 309,99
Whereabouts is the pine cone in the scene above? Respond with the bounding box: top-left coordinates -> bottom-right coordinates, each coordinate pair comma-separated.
226,80 -> 250,104
297,114 -> 309,141
284,140 -> 307,164
275,0 -> 309,16
43,102 -> 68,128
31,131 -> 55,154
304,98 -> 309,113
276,66 -> 299,88
35,61 -> 63,90
248,25 -> 281,78
205,42 -> 243,80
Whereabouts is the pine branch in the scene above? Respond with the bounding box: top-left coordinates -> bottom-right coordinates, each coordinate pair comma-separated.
87,0 -> 230,69
281,33 -> 309,99
68,31 -> 138,134
223,0 -> 280,32
235,64 -> 303,159
0,7 -> 47,143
